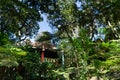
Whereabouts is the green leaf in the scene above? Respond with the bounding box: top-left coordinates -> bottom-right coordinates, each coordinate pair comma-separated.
101,42 -> 110,48
10,48 -> 27,56
0,59 -> 18,67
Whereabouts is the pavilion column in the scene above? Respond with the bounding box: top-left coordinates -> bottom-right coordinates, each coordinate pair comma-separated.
41,45 -> 45,62
61,50 -> 64,67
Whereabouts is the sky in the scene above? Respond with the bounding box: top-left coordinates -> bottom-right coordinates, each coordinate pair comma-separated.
38,14 -> 52,33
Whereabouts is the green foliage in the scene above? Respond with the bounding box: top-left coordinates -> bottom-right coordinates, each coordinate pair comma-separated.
58,28 -> 91,79
0,32 -> 10,46
0,59 -> 18,67
0,0 -> 42,41
1,0 -> 120,79
58,0 -> 77,22
101,42 -> 110,48
0,44 -> 27,67
88,40 -> 120,79
10,48 -> 27,56
35,31 -> 53,42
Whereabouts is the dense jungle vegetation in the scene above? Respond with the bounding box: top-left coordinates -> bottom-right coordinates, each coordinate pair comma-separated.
0,0 -> 120,80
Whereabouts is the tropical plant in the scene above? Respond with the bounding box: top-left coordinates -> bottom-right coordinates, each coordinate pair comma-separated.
0,0 -> 42,41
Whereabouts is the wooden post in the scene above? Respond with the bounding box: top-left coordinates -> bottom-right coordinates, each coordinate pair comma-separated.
41,45 -> 45,62
61,50 -> 64,68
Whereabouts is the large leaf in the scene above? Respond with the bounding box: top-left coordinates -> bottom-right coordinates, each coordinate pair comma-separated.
10,48 -> 27,56
0,59 -> 18,67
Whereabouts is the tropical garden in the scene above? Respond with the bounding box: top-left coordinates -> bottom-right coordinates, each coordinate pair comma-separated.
0,0 -> 120,80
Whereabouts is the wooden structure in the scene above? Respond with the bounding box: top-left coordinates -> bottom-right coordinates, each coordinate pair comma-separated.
30,42 -> 63,64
